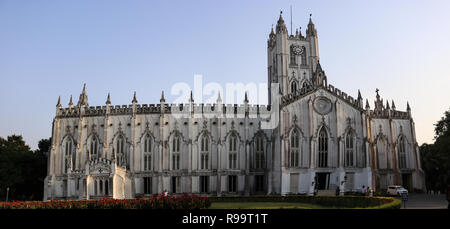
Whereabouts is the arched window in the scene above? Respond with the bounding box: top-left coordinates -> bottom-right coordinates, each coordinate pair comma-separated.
302,81 -> 310,92
172,135 -> 181,170
345,131 -> 354,167
398,136 -> 407,169
290,50 -> 296,65
318,128 -> 328,168
64,138 -> 73,173
90,136 -> 99,160
229,134 -> 238,169
116,135 -> 125,166
300,47 -> 307,65
105,180 -> 109,196
376,138 -> 387,169
291,81 -> 297,94
255,135 -> 265,169
143,134 -> 152,171
290,130 -> 300,167
200,135 -> 209,170
99,180 -> 103,195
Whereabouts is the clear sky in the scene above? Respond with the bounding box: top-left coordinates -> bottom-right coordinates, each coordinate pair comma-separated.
1,0 -> 449,150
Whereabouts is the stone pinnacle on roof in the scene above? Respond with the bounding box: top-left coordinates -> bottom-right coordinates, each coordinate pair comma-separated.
132,91 -> 138,103
56,96 -> 61,107
160,90 -> 165,103
106,93 -> 111,105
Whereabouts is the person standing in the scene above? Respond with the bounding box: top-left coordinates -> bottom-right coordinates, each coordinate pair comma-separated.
362,185 -> 366,196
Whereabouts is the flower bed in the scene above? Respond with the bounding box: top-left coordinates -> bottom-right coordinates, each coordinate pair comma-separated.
0,194 -> 210,209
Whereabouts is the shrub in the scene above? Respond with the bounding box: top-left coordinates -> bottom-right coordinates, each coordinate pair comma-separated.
208,195 -> 399,209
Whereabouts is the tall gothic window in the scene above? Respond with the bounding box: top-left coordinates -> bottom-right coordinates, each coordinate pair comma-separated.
64,138 -> 73,173
172,135 -> 181,170
318,128 -> 328,168
229,134 -> 238,169
255,135 -> 265,169
200,135 -> 209,170
116,135 -> 125,166
90,136 -> 99,160
290,50 -> 296,65
398,136 -> 407,169
291,81 -> 297,94
301,47 -> 307,65
345,131 -> 354,167
376,138 -> 387,169
143,134 -> 152,171
290,130 -> 300,167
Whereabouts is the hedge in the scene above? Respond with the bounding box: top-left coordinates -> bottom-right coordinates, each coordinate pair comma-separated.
0,194 -> 211,209
208,195 -> 401,209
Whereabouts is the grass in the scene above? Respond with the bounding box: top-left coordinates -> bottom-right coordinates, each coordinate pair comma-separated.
209,202 -> 341,209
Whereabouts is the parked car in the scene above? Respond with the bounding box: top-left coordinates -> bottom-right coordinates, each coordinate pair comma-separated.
387,185 -> 408,196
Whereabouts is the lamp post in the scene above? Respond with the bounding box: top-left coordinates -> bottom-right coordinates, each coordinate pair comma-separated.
6,187 -> 9,202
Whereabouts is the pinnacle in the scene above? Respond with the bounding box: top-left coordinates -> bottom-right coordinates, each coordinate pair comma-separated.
106,93 -> 111,105
132,91 -> 138,103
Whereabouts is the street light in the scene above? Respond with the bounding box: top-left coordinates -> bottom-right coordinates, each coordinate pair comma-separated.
6,187 -> 9,202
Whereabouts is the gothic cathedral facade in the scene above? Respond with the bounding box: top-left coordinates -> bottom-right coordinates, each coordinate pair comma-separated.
44,13 -> 425,200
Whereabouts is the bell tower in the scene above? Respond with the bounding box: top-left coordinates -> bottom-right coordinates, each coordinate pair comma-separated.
267,12 -> 320,104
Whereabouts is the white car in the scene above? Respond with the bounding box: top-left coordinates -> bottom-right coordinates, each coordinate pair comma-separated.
387,185 -> 408,196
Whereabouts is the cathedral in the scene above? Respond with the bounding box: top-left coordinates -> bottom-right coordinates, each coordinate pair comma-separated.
44,13 -> 425,200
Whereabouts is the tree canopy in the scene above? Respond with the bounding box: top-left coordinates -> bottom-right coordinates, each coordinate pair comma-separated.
420,108 -> 450,192
0,135 -> 49,201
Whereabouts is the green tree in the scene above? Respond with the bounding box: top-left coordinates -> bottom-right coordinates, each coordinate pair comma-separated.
0,135 -> 49,201
420,108 -> 450,193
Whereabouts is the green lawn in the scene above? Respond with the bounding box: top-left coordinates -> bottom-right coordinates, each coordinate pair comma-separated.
210,202 -> 339,209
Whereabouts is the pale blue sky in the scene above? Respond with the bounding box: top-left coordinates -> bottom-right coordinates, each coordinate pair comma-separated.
1,0 -> 449,149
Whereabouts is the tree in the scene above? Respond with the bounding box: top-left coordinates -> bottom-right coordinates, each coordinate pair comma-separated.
420,107 -> 450,193
0,135 -> 49,201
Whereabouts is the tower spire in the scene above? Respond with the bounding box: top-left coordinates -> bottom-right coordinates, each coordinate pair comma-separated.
306,13 -> 317,37
276,10 -> 288,34
244,91 -> 249,103
391,100 -> 396,110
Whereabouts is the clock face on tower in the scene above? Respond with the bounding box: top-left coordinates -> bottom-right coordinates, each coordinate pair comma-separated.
292,45 -> 304,55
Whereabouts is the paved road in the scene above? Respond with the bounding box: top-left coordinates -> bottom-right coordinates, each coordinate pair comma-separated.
396,193 -> 448,209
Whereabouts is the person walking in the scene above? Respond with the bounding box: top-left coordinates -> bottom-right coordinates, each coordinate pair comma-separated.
362,185 -> 366,196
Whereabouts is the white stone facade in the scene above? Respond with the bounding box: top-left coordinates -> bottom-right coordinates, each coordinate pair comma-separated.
43,13 -> 425,200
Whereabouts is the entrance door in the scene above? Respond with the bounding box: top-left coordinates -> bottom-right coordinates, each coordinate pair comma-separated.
402,174 -> 412,191
345,173 -> 355,192
171,177 -> 180,193
290,173 -> 299,194
316,173 -> 330,190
